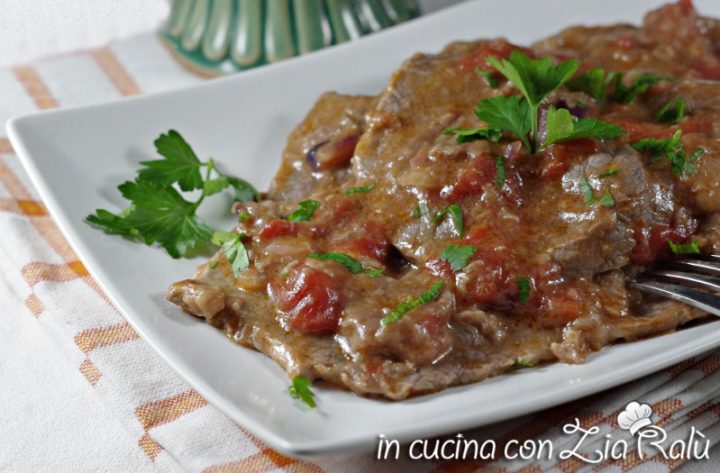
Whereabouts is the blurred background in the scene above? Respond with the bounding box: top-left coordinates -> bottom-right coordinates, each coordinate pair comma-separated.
0,0 -> 464,68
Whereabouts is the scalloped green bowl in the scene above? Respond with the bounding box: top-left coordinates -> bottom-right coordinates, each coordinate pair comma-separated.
161,0 -> 420,76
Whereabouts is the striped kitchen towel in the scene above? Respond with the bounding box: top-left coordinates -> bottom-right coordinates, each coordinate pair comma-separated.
2,32 -> 720,473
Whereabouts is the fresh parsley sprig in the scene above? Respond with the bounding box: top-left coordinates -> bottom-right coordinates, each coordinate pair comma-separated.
488,51 -> 579,149
445,52 -> 625,154
86,130 -> 259,259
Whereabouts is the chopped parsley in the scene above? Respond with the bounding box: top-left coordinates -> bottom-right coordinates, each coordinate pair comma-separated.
237,212 -> 251,222
579,178 -> 615,208
287,199 -> 321,222
288,375 -> 316,408
566,69 -> 667,104
598,167 -> 619,179
495,156 -> 506,188
439,244 -> 477,271
345,183 -> 375,195
610,72 -> 666,104
516,276 -> 531,304
565,67 -> 612,101
432,203 -> 464,237
448,52 -> 624,154
207,260 -> 218,269
412,202 -> 430,219
657,97 -> 687,124
513,359 -> 536,368
381,280 -> 444,326
85,130 -> 258,258
307,252 -> 383,276
443,126 -> 503,144
632,130 -> 704,176
668,239 -> 701,255
476,68 -> 500,88
212,231 -> 249,277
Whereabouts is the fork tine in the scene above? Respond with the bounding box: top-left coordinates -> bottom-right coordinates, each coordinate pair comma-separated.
630,281 -> 720,317
667,259 -> 720,276
645,270 -> 720,291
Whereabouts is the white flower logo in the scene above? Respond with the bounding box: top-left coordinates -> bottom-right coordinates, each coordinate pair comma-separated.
617,401 -> 653,435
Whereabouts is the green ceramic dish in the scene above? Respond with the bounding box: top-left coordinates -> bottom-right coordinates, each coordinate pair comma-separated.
161,0 -> 420,76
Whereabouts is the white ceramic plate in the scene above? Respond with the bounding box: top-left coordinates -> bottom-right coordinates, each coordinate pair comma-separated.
9,0 -> 720,457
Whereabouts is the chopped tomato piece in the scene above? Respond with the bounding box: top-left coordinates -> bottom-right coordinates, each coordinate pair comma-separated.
447,155 -> 496,201
608,119 -> 675,142
459,41 -> 531,71
258,220 -> 300,241
337,238 -> 389,263
539,289 -> 583,327
274,265 -> 343,335
541,139 -> 598,179
426,258 -> 453,278
631,225 -> 692,264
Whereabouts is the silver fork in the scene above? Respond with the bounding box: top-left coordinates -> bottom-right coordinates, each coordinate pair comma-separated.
631,255 -> 720,316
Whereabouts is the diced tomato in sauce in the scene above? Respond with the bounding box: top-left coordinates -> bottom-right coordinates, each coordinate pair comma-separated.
631,225 -> 693,264
541,139 -> 599,179
459,42 -> 532,71
446,155 -> 496,201
258,220 -> 300,241
337,238 -> 389,263
538,288 -> 583,327
274,265 -> 343,335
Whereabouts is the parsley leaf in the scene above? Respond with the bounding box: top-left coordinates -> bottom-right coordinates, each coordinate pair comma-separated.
411,202 -> 430,219
288,375 -> 316,408
381,280 -> 444,325
91,180 -> 216,258
488,51 -> 579,149
212,231 -> 249,276
668,239 -> 701,255
439,244 -> 477,271
307,252 -> 383,276
544,106 -> 626,147
656,97 -> 687,124
287,200 -> 321,222
599,167 -> 619,179
513,359 -> 536,368
433,203 -> 464,237
86,130 -> 259,259
345,183 -> 375,195
442,127 -> 503,144
139,130 -> 204,191
579,178 -> 615,208
611,72 -> 665,104
474,96 -> 532,151
476,68 -> 500,88
488,52 -> 579,110
495,156 -> 506,188
632,130 -> 703,176
565,67 -> 611,101
227,176 -> 260,202
516,276 -> 531,303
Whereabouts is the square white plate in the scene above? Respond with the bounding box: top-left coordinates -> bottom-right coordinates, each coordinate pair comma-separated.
9,0 -> 720,457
